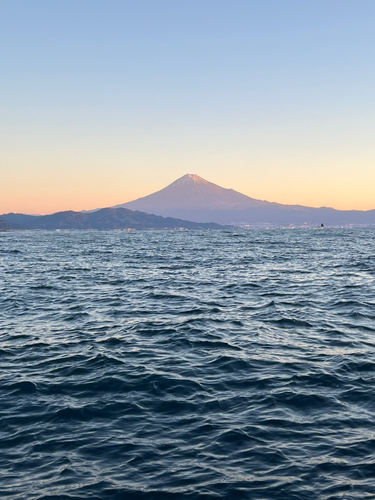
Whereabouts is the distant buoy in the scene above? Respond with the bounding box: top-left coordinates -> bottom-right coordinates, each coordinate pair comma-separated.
320,223 -> 324,228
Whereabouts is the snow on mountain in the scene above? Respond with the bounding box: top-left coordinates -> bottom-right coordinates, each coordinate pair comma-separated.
115,174 -> 375,226
116,174 -> 273,212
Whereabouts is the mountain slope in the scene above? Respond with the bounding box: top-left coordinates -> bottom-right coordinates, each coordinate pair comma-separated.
117,174 -> 273,212
0,208 -> 224,230
116,174 -> 375,226
0,213 -> 38,227
0,219 -> 14,230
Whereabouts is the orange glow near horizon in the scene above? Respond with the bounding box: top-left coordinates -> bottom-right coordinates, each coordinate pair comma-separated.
2,157 -> 375,215
2,2 -> 375,217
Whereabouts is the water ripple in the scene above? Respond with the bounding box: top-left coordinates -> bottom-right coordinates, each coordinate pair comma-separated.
1,229 -> 375,499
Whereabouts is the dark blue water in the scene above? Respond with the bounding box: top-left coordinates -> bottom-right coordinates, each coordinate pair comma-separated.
1,229 -> 375,499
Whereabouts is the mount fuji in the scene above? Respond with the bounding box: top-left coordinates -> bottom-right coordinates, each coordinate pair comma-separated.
115,174 -> 375,227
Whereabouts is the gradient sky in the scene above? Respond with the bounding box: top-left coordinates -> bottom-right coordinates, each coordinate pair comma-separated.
1,0 -> 375,214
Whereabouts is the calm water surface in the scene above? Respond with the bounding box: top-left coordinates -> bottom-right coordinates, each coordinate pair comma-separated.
1,229 -> 375,499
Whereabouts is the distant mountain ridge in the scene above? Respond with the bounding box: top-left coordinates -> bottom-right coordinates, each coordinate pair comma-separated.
0,208 -> 224,231
116,174 -> 375,226
3,174 -> 375,229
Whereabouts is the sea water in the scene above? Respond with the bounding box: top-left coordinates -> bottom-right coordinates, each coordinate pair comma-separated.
1,229 -> 375,499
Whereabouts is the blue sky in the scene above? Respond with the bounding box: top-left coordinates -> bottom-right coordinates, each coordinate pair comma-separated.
1,1 -> 375,213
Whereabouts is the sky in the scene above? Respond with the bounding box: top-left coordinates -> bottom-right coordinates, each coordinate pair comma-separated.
1,0 -> 375,214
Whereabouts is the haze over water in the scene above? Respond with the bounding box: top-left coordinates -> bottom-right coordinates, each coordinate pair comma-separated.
1,229 -> 375,499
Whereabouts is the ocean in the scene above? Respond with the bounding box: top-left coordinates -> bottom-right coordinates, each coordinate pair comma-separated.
1,229 -> 375,499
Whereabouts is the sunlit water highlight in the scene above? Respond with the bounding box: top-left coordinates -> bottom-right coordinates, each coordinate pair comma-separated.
1,229 -> 375,499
